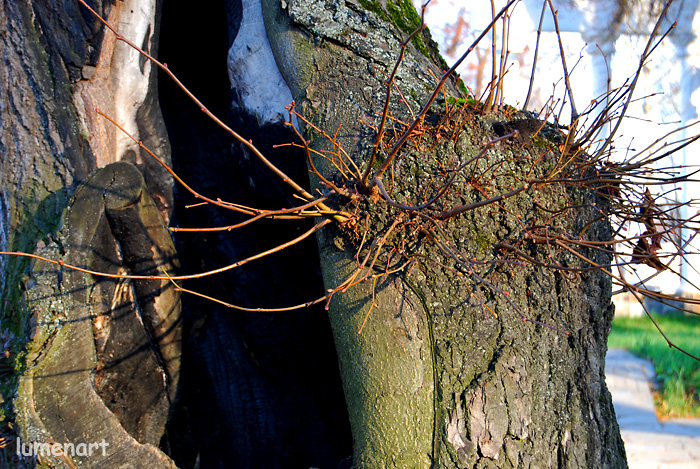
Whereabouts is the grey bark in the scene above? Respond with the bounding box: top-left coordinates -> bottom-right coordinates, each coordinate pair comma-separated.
265,0 -> 628,466
1,0 -> 629,467
1,0 -> 179,466
16,162 -> 179,468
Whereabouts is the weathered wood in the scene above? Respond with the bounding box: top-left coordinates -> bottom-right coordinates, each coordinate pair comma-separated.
2,0 -> 629,466
16,162 -> 179,468
1,0 -> 178,463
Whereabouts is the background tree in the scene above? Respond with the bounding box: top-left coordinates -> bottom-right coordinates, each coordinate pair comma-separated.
2,0 -> 695,468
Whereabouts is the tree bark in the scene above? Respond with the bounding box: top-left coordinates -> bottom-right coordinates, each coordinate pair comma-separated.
265,0 -> 628,466
17,162 -> 180,468
1,0 -> 180,466
1,0 -> 629,467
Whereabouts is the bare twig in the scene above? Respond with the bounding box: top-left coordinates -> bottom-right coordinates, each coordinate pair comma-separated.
523,0 -> 547,110
369,0 -> 518,187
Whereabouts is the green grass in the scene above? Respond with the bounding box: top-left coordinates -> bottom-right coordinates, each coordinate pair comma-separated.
608,314 -> 700,419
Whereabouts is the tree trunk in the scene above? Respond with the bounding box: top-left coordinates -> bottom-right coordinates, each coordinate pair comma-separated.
1,0 -> 629,467
265,0 -> 628,466
1,0 -> 181,466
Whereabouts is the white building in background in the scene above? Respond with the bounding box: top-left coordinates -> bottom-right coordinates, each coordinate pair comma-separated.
422,0 -> 700,313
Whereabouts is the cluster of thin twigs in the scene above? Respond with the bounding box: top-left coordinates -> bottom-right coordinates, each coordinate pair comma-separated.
436,0 -> 700,359
2,0 -> 699,361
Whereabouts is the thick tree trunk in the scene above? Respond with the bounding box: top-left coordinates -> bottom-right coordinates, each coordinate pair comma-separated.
17,162 -> 180,467
1,1 -> 180,466
266,0 -> 628,466
3,1 -> 351,467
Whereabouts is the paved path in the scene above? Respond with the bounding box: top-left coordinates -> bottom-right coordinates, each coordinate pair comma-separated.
606,348 -> 700,469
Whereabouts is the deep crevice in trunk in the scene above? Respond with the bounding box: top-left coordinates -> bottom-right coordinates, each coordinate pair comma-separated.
157,2 -> 352,467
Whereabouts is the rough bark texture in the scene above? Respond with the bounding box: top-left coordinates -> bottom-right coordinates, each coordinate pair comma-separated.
396,117 -> 624,467
0,0 -> 97,354
2,0 -> 629,467
263,0 -> 452,168
16,162 -> 179,467
262,1 -> 453,464
1,0 -> 179,466
265,0 -> 628,466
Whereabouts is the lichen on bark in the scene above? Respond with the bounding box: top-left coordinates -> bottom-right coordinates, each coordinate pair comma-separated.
263,0 -> 626,465
2,1 -> 178,462
298,95 -> 623,467
16,163 -> 180,468
318,105 -> 624,466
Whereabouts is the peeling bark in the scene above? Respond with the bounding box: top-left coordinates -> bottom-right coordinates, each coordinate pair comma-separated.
2,0 -> 629,467
1,1 -> 178,466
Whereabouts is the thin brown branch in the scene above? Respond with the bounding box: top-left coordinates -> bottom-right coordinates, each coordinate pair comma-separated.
369,0 -> 517,186
523,0 -> 547,110
544,0 -> 579,126
360,0 -> 432,186
163,270 -> 328,312
170,197 -> 332,232
0,219 -> 331,282
438,184 -> 528,220
594,0 -> 675,159
77,0 -> 347,223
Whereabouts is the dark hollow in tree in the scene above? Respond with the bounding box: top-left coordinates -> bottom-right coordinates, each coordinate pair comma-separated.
158,0 -> 352,467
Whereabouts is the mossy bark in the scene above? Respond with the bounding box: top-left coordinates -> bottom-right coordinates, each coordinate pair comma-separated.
16,162 -> 179,467
0,0 -> 101,434
406,127 -> 624,466
265,0 -> 627,466
1,0 -> 178,465
317,228 -> 435,466
2,0 -> 629,466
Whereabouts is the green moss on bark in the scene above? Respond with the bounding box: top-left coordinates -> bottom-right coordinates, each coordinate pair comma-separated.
317,106 -> 624,467
267,0 -> 625,464
384,0 -> 434,60
358,0 -> 390,21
